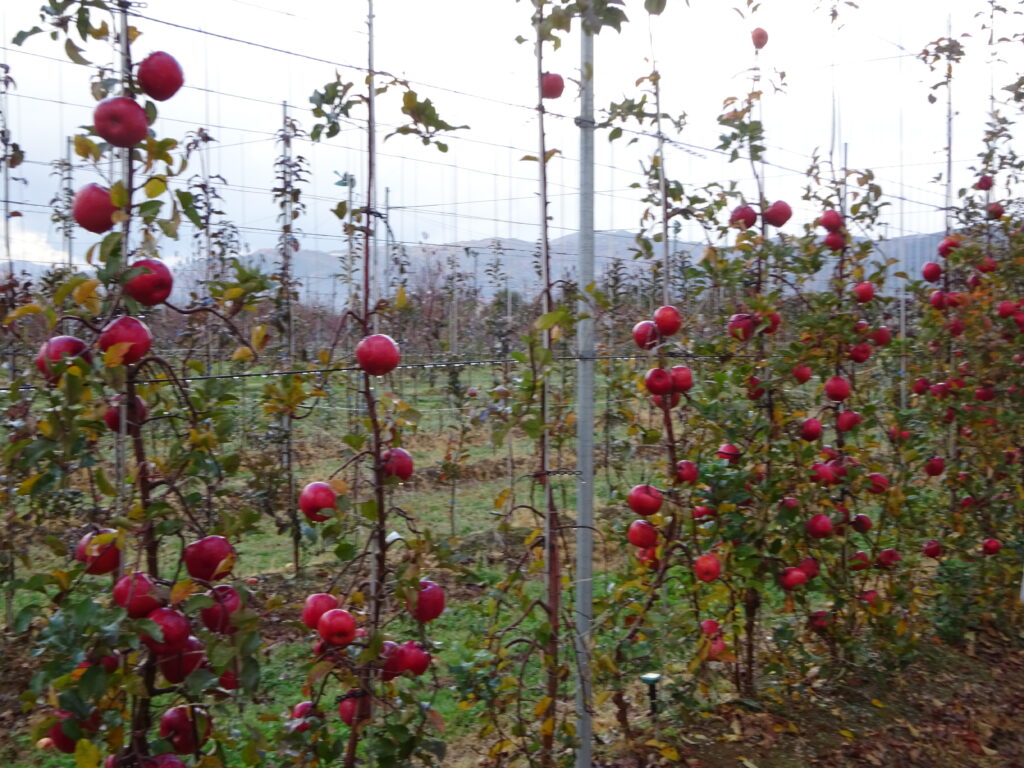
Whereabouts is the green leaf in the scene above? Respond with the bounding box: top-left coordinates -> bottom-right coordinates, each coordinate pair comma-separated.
645,0 -> 668,14
94,466 -> 117,497
12,27 -> 43,46
65,38 -> 92,66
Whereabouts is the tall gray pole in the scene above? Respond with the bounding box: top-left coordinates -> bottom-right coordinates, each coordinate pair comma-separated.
574,17 -> 595,768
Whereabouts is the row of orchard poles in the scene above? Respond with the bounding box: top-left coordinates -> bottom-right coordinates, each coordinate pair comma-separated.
1,60 -> 15,630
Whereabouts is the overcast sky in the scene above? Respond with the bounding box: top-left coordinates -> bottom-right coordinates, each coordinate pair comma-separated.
0,0 -> 1020,285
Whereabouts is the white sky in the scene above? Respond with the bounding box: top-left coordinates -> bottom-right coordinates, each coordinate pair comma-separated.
0,0 -> 1020,279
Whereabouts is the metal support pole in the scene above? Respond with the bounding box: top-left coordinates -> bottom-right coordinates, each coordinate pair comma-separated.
574,19 -> 595,768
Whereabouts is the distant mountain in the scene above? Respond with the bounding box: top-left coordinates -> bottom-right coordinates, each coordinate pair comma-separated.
11,230 -> 947,309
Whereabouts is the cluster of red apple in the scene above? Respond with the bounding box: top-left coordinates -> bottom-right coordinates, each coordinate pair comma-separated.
290,580 -> 444,730
57,532 -> 239,761
729,200 -> 793,231
73,51 -> 183,235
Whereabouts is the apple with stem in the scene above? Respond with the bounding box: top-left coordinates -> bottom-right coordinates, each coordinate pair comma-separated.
124,259 -> 173,305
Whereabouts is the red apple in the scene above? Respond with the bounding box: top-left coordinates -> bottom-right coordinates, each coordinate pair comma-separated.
780,497 -> 799,510
975,174 -> 993,190
859,589 -> 880,606
694,553 -> 721,583
72,183 -> 118,234
792,364 -> 812,384
808,610 -> 832,631
806,514 -> 833,539
75,528 -> 121,575
797,557 -> 820,579
824,232 -> 846,251
288,701 -> 323,733
693,505 -> 716,519
978,255 -> 997,273
987,202 -> 1004,219
401,640 -> 431,676
799,418 -> 822,442
103,394 -> 148,433
157,636 -> 206,684
780,567 -> 807,590
650,392 -> 680,409
653,305 -> 681,335
338,691 -> 363,726
853,281 -> 875,303
627,484 -> 662,516
302,593 -> 340,630
851,514 -> 872,533
183,535 -> 235,582
751,27 -> 768,49
746,376 -> 765,400
922,261 -> 942,282
35,335 -> 91,382
997,300 -> 1018,318
866,476 -> 891,499
408,580 -> 445,623
159,705 -> 210,755
824,376 -> 850,401
836,410 -> 862,432
810,463 -> 835,484
727,313 -> 755,341
763,200 -> 792,227
670,365 -> 693,392
729,205 -> 757,229
644,368 -> 673,395
124,259 -> 173,305
848,343 -> 872,363
819,210 -> 843,232
937,236 -> 959,258
219,668 -> 239,690
318,608 -> 357,646
355,334 -> 400,375
540,72 -> 564,99
199,585 -> 241,634
379,640 -> 410,681
922,540 -> 943,558
676,460 -> 698,484
98,316 -> 153,365
700,619 -> 720,636
870,326 -> 891,346
627,520 -> 658,548
113,571 -> 164,617
849,551 -> 871,571
637,546 -> 660,570
923,456 -> 945,477
876,548 -> 901,568
982,538 -> 1001,555
93,97 -> 149,148
632,320 -> 658,349
142,608 -> 191,654
716,443 -> 742,464
299,481 -> 336,522
137,51 -> 184,101
382,447 -> 414,480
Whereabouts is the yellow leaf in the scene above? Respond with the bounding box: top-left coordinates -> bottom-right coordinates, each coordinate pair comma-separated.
317,349 -> 330,364
494,487 -> 511,511
540,717 -> 554,736
51,569 -> 71,591
74,738 -> 100,768
395,284 -> 408,309
111,210 -> 130,224
73,135 -> 101,162
871,698 -> 885,708
110,181 -> 130,208
329,478 -> 349,495
222,287 -> 244,301
231,346 -> 253,362
3,302 -> 42,326
170,579 -> 198,605
839,729 -> 855,741
72,278 -> 101,307
739,760 -> 758,768
534,696 -> 552,718
103,342 -> 134,367
37,421 -> 53,438
144,176 -> 167,199
489,740 -> 513,758
250,324 -> 268,350
17,474 -> 41,495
